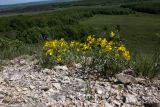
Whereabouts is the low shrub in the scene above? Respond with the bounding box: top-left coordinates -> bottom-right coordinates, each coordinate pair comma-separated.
42,31 -> 131,75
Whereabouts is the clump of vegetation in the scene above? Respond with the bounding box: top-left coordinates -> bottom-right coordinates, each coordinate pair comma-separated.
42,31 -> 130,75
131,51 -> 160,78
0,38 -> 40,59
41,30 -> 160,78
0,38 -> 23,50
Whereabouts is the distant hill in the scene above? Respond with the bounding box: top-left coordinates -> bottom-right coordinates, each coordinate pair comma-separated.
0,0 -> 159,15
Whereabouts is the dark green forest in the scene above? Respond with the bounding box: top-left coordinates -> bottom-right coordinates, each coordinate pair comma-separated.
121,1 -> 160,14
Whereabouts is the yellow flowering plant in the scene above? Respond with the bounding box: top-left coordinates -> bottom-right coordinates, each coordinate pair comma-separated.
43,31 -> 131,75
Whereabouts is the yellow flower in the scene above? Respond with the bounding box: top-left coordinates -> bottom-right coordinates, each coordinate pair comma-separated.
105,45 -> 112,52
87,35 -> 92,41
82,44 -> 89,50
110,31 -> 115,37
118,45 -> 126,52
86,35 -> 95,46
70,41 -> 75,48
57,57 -> 62,62
100,38 -> 107,48
43,41 -> 50,49
51,41 -> 57,48
91,37 -> 95,43
122,50 -> 131,61
46,49 -> 53,56
97,38 -> 102,43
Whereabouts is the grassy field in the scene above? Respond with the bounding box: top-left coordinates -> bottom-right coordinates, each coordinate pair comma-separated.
80,13 -> 160,54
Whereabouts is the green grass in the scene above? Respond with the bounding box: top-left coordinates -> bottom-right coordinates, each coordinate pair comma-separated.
131,51 -> 160,78
80,13 -> 160,54
0,44 -> 41,60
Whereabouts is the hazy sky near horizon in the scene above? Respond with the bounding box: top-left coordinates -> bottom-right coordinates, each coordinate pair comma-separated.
0,0 -> 51,5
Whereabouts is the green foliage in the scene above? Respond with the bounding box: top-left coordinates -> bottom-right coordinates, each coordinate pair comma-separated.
0,7 -> 133,44
103,55 -> 129,76
17,27 -> 50,43
36,49 -> 54,68
131,51 -> 160,78
0,38 -> 23,50
83,51 -> 129,77
0,38 -> 40,59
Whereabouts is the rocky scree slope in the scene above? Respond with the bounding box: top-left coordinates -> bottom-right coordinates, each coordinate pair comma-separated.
0,55 -> 160,107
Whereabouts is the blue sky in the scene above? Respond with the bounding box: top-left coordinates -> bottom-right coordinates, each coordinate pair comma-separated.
0,0 -> 50,5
